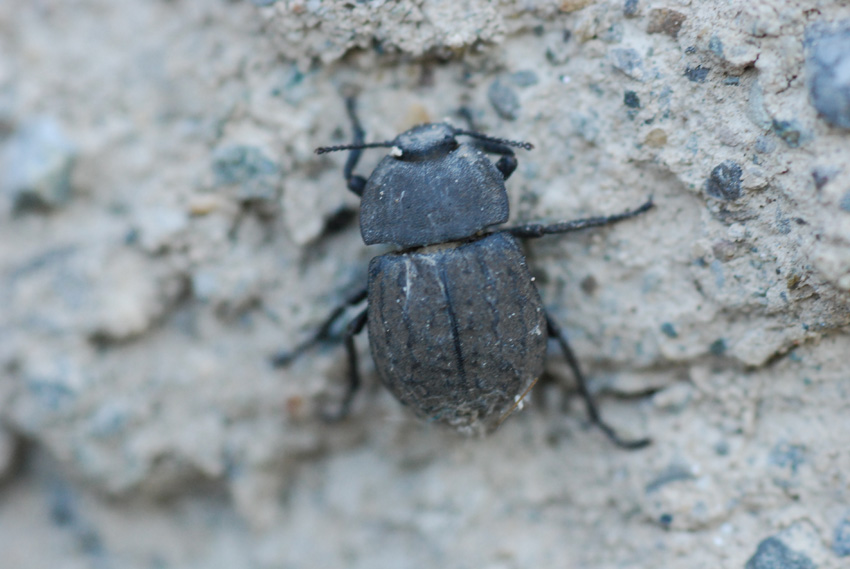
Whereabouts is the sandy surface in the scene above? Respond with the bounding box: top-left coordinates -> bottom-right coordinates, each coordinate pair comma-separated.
1,1 -> 849,567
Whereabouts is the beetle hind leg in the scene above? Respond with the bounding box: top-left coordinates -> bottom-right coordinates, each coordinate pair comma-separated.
323,307 -> 368,422
546,314 -> 651,450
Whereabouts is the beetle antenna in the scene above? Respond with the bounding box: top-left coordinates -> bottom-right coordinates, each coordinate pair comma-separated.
454,130 -> 534,151
315,141 -> 395,155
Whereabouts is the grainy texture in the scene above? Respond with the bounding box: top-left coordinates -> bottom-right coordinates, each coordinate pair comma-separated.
1,1 -> 849,568
367,233 -> 546,433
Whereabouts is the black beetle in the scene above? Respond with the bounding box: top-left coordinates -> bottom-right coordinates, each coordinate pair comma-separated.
275,98 -> 653,446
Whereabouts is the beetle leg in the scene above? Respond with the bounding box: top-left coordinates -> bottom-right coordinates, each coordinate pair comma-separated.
324,307 -> 369,422
343,97 -> 368,196
504,198 -> 654,239
546,314 -> 651,449
469,138 -> 519,180
271,287 -> 368,367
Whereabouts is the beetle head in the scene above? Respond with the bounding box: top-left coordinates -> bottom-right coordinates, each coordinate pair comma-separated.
390,124 -> 459,160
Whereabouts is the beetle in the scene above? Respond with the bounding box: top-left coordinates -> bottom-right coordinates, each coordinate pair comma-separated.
274,97 -> 653,446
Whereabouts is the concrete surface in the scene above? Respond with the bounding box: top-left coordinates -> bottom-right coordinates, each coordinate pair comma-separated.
0,1 -> 849,568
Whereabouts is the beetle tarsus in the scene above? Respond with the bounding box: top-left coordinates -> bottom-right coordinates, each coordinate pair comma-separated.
546,314 -> 650,450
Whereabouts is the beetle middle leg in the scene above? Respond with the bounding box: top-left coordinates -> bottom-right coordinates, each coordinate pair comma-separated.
504,198 -> 654,239
546,314 -> 651,449
271,286 -> 367,367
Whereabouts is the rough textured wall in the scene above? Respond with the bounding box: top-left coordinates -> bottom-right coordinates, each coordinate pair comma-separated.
1,1 -> 849,567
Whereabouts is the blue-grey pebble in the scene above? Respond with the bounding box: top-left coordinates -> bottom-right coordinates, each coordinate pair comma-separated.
2,117 -> 77,212
211,145 -> 280,201
834,515 -> 850,557
488,79 -> 520,120
610,48 -> 645,81
745,537 -> 815,569
806,22 -> 850,128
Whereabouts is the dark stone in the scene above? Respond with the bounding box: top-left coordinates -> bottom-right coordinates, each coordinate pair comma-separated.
623,0 -> 639,17
624,90 -> 641,108
660,322 -> 678,338
685,65 -> 710,83
709,338 -> 727,356
745,537 -> 816,569
705,160 -> 743,201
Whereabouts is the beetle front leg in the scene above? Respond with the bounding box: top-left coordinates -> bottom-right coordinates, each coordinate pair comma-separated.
546,314 -> 650,450
324,307 -> 368,421
271,287 -> 368,367
343,97 -> 368,196
472,139 -> 519,180
505,198 -> 653,239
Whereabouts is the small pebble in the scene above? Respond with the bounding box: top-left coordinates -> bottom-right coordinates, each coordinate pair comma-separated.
811,165 -> 839,190
623,0 -> 639,18
745,537 -> 815,569
211,145 -> 280,201
833,516 -> 850,557
805,22 -> 850,129
839,191 -> 850,213
772,119 -> 807,148
509,70 -> 539,87
705,160 -> 743,201
624,90 -> 641,108
488,79 -> 520,120
685,65 -> 710,83
647,8 -> 687,38
610,48 -> 646,81
709,338 -> 727,356
1,117 -> 77,212
709,35 -> 724,57
755,135 -> 776,154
